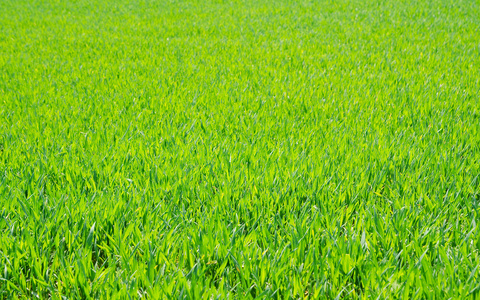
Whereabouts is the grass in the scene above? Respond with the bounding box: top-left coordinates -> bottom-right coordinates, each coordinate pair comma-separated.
1,0 -> 480,298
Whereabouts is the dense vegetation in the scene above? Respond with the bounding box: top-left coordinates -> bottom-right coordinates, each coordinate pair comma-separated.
1,0 -> 479,298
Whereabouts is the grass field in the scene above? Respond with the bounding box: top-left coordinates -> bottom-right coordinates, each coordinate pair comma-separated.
1,0 -> 480,298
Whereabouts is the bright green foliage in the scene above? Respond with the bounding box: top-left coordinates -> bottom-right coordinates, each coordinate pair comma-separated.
1,0 -> 480,298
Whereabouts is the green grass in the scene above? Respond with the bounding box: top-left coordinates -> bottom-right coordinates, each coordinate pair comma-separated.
1,0 -> 480,298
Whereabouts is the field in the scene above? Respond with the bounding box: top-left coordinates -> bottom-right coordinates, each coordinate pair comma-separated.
1,0 -> 480,298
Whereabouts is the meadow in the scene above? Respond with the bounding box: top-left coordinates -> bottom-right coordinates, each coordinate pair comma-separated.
1,0 -> 480,298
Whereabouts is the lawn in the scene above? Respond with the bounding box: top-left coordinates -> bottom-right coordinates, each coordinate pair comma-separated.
1,0 -> 480,298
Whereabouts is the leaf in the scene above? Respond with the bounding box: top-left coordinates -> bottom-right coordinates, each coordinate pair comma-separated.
86,222 -> 96,249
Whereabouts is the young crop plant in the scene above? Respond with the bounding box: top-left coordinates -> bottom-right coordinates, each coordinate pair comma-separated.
1,0 -> 479,298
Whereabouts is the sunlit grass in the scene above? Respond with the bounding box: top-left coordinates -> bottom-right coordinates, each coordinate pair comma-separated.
1,0 -> 479,298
